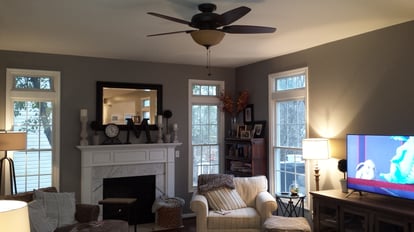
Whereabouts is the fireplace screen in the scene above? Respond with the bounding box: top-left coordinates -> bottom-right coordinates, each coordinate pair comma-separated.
103,175 -> 156,224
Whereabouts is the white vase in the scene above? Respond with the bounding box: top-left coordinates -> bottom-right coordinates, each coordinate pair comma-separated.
340,179 -> 348,193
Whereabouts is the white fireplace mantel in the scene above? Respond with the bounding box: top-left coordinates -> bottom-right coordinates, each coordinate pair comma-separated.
77,143 -> 181,204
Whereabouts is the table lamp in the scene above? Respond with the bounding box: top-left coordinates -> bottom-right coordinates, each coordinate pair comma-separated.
0,131 -> 27,194
302,138 -> 329,191
0,200 -> 30,232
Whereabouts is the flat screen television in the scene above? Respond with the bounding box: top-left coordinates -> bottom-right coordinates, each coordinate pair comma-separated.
346,134 -> 414,200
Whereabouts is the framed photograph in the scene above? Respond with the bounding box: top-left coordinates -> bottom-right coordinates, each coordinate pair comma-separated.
243,104 -> 254,125
237,125 -> 247,138
111,114 -> 121,123
252,121 -> 266,138
240,130 -> 251,139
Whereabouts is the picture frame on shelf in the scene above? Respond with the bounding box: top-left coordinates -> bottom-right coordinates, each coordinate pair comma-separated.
240,130 -> 251,139
252,121 -> 266,138
237,125 -> 247,138
111,114 -> 121,123
243,104 -> 254,125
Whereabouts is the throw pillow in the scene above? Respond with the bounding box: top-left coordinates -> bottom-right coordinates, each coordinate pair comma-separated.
34,190 -> 77,228
204,187 -> 247,211
198,174 -> 235,194
28,200 -> 56,232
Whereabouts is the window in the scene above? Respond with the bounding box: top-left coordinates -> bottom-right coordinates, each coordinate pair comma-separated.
5,68 -> 60,193
142,98 -> 150,107
269,68 -> 308,200
138,98 -> 151,124
188,80 -> 225,191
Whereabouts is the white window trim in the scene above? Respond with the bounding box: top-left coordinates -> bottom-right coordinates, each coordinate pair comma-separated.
268,67 -> 309,207
5,68 -> 61,192
188,79 -> 225,192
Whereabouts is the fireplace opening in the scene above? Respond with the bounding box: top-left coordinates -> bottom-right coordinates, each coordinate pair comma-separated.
103,175 -> 156,224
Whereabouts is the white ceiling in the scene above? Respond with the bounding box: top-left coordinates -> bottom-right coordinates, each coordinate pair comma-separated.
1,0 -> 413,68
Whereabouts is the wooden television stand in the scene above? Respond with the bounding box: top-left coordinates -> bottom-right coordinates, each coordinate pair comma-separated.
310,190 -> 414,232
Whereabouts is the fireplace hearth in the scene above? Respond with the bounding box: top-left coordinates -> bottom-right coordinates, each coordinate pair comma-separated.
103,175 -> 156,224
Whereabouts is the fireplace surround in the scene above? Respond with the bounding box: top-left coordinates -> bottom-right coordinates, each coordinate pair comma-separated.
77,143 -> 181,208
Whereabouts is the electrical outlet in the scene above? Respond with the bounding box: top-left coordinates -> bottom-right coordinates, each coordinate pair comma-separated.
175,150 -> 180,158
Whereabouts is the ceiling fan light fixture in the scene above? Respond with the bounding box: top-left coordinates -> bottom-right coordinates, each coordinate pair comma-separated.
190,30 -> 225,48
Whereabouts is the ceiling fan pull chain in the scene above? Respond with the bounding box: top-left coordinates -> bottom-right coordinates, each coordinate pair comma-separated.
206,48 -> 212,76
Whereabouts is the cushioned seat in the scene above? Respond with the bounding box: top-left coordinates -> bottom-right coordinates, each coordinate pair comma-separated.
207,207 -> 260,230
263,216 -> 311,232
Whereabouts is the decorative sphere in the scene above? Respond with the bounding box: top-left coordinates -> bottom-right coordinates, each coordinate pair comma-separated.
163,110 -> 173,119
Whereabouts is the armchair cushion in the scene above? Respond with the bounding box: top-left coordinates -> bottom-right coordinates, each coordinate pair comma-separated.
208,207 -> 261,229
198,174 -> 235,194
204,187 -> 246,211
28,200 -> 56,232
234,175 -> 268,207
34,190 -> 77,228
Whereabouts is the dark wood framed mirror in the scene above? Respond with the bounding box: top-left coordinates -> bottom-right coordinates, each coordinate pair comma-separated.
96,81 -> 162,130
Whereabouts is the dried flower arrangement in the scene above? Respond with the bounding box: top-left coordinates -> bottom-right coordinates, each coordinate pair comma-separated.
219,90 -> 249,116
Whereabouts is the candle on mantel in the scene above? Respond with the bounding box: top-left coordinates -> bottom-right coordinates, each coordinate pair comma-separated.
173,123 -> 178,130
80,109 -> 87,118
158,115 -> 163,127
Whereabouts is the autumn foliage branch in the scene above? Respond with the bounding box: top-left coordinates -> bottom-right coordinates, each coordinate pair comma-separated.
219,90 -> 249,116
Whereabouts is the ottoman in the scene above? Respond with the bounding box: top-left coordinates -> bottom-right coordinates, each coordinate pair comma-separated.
263,216 -> 311,232
153,197 -> 185,229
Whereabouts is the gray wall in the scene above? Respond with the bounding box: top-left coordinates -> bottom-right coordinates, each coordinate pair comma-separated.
237,20 -> 414,143
235,20 -> 414,189
0,51 -> 235,213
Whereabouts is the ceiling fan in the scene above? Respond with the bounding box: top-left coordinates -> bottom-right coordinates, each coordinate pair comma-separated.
147,3 -> 276,48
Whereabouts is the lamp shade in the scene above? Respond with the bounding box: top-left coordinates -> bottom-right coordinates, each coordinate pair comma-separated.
190,30 -> 225,48
0,132 -> 27,151
302,138 -> 329,160
0,200 -> 30,232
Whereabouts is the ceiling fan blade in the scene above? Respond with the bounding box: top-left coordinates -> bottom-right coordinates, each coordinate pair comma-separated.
220,6 -> 251,25
221,25 -> 276,34
147,12 -> 190,25
147,30 -> 194,37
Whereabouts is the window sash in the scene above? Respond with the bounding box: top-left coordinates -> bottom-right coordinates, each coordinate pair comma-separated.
5,68 -> 60,194
188,79 -> 224,191
269,67 -> 308,207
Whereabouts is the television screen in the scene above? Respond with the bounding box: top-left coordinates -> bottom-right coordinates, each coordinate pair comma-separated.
347,134 -> 414,200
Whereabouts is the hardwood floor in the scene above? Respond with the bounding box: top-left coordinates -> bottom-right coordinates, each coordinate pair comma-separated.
132,217 -> 196,232
163,218 -> 196,232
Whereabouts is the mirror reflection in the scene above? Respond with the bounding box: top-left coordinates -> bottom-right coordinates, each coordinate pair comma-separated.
103,88 -> 158,125
96,81 -> 162,130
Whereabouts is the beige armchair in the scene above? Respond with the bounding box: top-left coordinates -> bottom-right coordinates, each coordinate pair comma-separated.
190,175 -> 277,232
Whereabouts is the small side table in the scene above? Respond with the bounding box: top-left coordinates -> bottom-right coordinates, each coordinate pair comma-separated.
99,197 -> 137,232
275,193 -> 305,217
